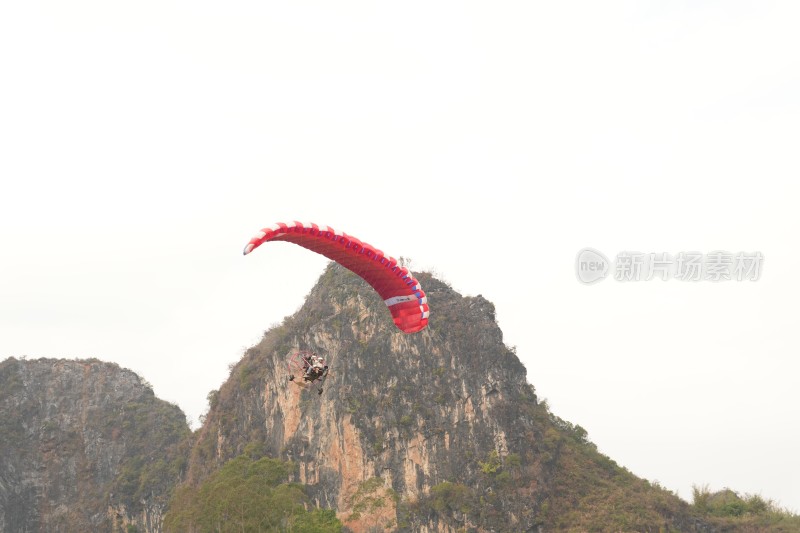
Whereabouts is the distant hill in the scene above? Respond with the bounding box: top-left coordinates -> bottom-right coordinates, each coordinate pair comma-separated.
0,358 -> 190,532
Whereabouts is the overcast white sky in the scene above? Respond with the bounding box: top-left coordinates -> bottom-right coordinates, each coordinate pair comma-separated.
2,0 -> 799,512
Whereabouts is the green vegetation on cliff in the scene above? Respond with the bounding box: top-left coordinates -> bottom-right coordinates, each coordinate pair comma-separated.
165,445 -> 341,533
691,485 -> 800,531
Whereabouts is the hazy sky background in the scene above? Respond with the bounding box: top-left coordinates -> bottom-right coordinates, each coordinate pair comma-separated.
2,0 -> 799,511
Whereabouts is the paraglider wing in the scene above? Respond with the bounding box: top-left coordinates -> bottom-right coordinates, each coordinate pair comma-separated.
243,221 -> 429,333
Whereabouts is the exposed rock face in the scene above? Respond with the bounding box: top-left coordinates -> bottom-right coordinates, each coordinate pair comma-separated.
0,358 -> 190,533
185,264 -> 709,532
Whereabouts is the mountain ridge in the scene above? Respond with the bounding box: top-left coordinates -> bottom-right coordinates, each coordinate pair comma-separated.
3,264 -> 798,532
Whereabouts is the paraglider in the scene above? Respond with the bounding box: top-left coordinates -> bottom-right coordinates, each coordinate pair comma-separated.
243,221 -> 429,334
287,350 -> 328,395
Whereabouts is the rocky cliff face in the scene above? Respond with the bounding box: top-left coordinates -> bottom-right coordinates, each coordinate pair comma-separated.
0,358 -> 190,533
184,264 -> 708,532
